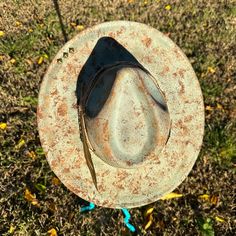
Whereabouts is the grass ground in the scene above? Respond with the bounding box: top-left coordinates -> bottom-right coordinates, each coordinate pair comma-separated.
0,0 -> 235,235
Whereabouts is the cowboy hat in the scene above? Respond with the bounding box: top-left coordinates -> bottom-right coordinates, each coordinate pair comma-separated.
37,21 -> 204,208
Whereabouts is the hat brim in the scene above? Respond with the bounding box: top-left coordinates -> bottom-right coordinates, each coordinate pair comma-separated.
37,21 -> 204,208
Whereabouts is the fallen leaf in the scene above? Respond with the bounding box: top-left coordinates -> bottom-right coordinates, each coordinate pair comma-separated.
0,31 -> 5,37
48,228 -> 57,236
160,192 -> 183,200
210,195 -> 219,205
24,188 -> 39,206
215,216 -> 225,223
26,150 -> 36,160
207,67 -> 215,74
15,138 -> 25,149
144,207 -> 154,216
205,106 -> 214,111
25,59 -> 33,65
0,122 -> 7,130
76,25 -> 84,31
38,56 -> 44,65
52,177 -> 60,186
8,225 -> 15,233
43,53 -> 49,59
144,214 -> 153,230
143,206 -> 154,230
198,194 -> 219,205
10,58 -> 16,64
70,22 -> 76,27
216,103 -> 223,110
28,28 -> 33,32
15,21 -> 22,27
165,5 -> 171,10
198,194 -> 210,200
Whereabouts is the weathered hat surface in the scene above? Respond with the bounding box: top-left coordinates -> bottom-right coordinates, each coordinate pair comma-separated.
37,21 -> 204,208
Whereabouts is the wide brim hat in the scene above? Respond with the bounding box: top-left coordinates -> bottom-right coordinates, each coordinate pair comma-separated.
37,21 -> 204,208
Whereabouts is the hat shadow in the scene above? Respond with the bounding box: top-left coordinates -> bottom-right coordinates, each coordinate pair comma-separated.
75,37 -> 144,118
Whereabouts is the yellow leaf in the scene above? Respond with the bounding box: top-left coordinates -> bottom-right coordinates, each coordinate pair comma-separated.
70,22 -> 76,27
0,55 -> 4,61
198,194 -> 210,200
165,5 -> 171,10
24,188 -> 39,206
8,225 -> 15,233
205,105 -> 213,111
0,122 -> 7,130
144,207 -> 154,216
10,58 -> 16,64
28,28 -> 33,32
160,192 -> 183,200
43,53 -> 49,59
216,103 -> 223,110
15,21 -> 22,27
76,25 -> 84,31
48,228 -> 57,236
15,138 -> 25,149
26,151 -> 36,160
207,67 -> 215,73
52,177 -> 60,186
215,216 -> 225,223
144,214 -> 153,230
25,59 -> 33,65
38,56 -> 44,65
210,195 -> 219,205
0,31 -> 5,37
128,0 -> 134,3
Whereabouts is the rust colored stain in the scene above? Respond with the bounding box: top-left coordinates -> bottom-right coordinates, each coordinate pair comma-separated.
132,187 -> 139,194
178,68 -> 186,78
51,89 -> 58,96
184,115 -> 193,123
142,37 -> 152,48
178,80 -> 185,94
108,32 -> 116,38
159,66 -> 170,77
67,63 -> 77,75
142,55 -> 153,63
57,103 -> 68,116
116,27 -> 125,36
176,120 -> 189,135
173,47 -> 182,59
117,170 -> 129,181
63,167 -> 70,173
102,143 -> 113,162
102,120 -> 109,141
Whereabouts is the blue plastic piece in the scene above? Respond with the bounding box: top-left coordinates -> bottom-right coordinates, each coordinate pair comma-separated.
80,202 -> 95,212
121,208 -> 136,232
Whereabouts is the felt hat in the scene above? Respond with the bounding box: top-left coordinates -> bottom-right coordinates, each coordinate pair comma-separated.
37,21 -> 204,208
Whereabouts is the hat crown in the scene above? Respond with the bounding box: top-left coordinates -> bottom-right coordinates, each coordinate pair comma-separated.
85,64 -> 171,168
